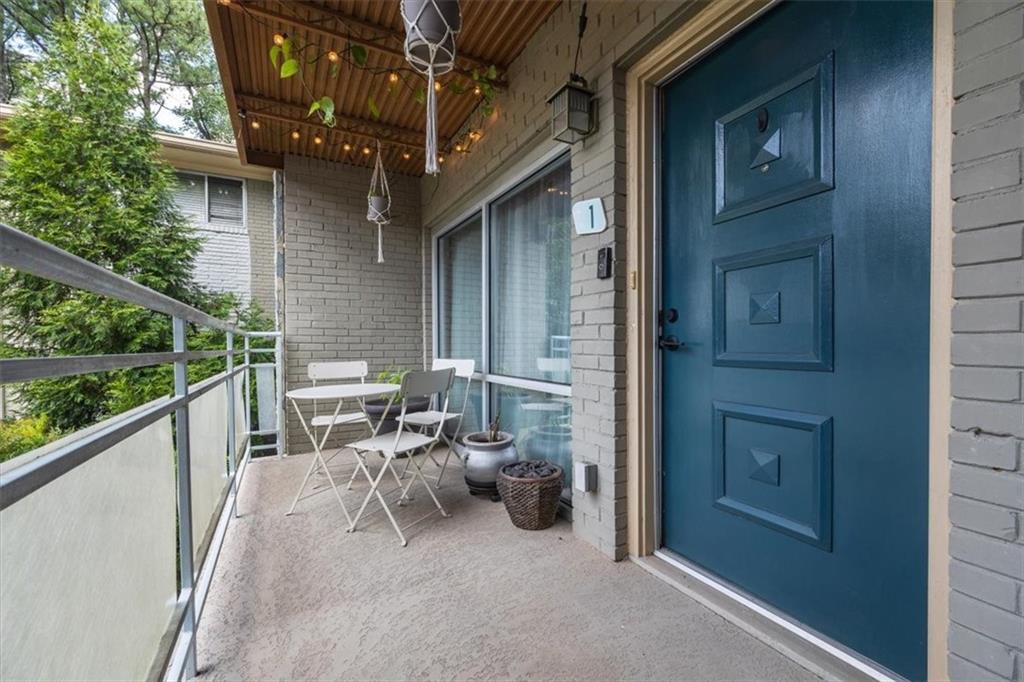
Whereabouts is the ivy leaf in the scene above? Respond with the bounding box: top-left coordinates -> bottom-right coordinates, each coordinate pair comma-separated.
330,62 -> 340,79
486,64 -> 498,80
280,58 -> 300,78
349,43 -> 368,67
269,45 -> 282,69
367,96 -> 381,120
448,81 -> 467,95
307,99 -> 321,117
319,96 -> 335,118
323,112 -> 336,127
413,87 -> 425,106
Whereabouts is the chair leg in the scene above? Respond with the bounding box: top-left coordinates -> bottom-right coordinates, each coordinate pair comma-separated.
349,451 -> 408,546
405,443 -> 450,518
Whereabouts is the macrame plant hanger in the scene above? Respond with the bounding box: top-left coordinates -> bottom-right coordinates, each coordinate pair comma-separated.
367,140 -> 391,263
401,0 -> 461,175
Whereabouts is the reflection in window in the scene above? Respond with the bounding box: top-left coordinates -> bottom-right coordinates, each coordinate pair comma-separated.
491,384 -> 572,498
437,215 -> 482,367
489,162 -> 571,385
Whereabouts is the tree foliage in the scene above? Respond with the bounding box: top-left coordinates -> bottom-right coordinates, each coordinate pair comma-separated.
0,8 -> 264,433
1,0 -> 232,141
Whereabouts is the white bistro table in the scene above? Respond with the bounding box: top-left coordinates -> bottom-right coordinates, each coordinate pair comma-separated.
285,382 -> 399,521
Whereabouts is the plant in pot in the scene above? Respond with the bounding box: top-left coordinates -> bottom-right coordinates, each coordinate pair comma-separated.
459,413 -> 517,501
497,459 -> 564,531
364,368 -> 430,436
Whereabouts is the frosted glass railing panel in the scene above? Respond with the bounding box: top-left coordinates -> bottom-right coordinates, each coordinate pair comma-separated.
189,381 -> 228,559
234,374 -> 246,461
0,413 -> 177,681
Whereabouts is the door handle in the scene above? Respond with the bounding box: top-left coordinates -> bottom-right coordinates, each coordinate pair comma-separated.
659,335 -> 684,351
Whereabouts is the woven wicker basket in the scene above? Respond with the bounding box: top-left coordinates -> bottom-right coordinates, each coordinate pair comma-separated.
496,462 -> 564,530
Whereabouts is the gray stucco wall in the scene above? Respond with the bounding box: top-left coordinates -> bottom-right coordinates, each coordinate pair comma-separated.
947,2 -> 1024,680
281,156 -> 424,455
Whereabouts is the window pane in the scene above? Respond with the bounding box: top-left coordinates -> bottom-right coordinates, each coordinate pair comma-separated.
174,172 -> 205,222
437,215 -> 482,366
449,378 -> 483,435
491,384 -> 572,498
489,161 -> 571,384
208,177 -> 244,225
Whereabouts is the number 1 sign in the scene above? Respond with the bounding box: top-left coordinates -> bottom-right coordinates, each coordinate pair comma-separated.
572,198 -> 607,235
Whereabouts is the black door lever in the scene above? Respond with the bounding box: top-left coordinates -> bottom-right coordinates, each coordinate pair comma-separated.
659,335 -> 683,350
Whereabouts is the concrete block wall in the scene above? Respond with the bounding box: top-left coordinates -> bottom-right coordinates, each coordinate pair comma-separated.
422,1 -> 688,560
281,156 -> 424,454
948,2 -> 1024,680
247,178 -> 276,315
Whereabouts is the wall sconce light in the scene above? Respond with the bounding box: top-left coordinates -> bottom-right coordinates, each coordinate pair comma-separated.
547,76 -> 594,145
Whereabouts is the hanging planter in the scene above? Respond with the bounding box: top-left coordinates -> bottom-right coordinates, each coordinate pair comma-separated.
367,140 -> 391,263
401,0 -> 462,175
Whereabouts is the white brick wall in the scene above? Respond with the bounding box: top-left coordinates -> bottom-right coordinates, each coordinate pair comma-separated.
948,2 -> 1024,680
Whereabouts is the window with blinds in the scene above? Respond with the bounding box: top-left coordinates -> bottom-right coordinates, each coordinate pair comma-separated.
207,177 -> 244,225
173,173 -> 245,229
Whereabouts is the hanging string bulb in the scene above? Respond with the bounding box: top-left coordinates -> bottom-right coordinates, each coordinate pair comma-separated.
327,50 -> 340,63
313,132 -> 323,145
273,33 -> 286,46
250,118 -> 260,130
291,130 -> 301,140
343,142 -> 352,152
402,152 -> 411,160
389,72 -> 400,84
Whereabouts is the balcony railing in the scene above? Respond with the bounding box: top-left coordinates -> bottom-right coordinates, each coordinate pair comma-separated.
0,223 -> 283,681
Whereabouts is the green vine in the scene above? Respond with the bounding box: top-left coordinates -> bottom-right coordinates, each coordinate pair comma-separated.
265,32 -> 501,144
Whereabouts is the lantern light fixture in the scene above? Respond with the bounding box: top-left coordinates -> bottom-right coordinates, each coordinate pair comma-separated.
547,2 -> 595,145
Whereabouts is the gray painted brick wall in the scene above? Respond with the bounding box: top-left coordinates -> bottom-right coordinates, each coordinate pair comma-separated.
948,3 -> 1024,679
421,0 -> 688,561
247,179 -> 276,315
281,156 -> 423,454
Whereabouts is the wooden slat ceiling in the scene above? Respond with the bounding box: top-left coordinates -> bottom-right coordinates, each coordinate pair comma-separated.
204,0 -> 561,176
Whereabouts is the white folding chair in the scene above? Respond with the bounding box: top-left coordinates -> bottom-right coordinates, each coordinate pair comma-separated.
345,367 -> 455,546
402,358 -> 475,488
308,361 -> 369,440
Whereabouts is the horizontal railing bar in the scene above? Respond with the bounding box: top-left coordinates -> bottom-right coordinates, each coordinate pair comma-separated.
0,350 -> 228,384
0,224 -> 237,333
251,443 -> 279,451
244,331 -> 281,338
0,395 -> 184,510
248,348 -> 277,353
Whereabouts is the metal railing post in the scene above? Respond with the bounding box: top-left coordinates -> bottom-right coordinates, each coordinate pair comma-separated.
275,332 -> 285,458
172,317 -> 197,680
225,332 -> 237,507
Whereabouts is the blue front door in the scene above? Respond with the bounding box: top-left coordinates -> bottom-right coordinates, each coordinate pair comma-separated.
659,3 -> 932,679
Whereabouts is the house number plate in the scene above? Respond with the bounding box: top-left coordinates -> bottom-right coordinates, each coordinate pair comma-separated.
572,198 -> 607,235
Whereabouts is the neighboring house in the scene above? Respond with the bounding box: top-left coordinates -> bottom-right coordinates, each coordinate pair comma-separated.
160,131 -> 276,314
0,103 -> 276,315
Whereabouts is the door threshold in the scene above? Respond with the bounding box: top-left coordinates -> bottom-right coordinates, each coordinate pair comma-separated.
632,551 -> 900,682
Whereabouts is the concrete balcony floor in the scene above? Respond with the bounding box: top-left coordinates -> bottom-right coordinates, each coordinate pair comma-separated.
196,450 -> 819,681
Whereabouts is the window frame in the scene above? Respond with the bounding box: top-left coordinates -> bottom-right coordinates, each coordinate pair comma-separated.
174,171 -> 248,232
432,150 -> 572,438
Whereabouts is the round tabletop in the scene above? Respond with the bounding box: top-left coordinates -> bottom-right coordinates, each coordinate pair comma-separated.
286,382 -> 399,401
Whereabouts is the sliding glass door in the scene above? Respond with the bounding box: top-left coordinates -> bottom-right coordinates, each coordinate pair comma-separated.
435,155 -> 573,499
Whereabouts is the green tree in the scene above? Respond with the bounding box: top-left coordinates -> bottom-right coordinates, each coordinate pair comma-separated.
1,0 -> 233,142
0,8 -> 204,430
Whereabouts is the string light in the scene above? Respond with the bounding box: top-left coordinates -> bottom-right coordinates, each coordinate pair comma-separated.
434,81 -> 442,92
468,130 -> 481,141
455,143 -> 464,153
389,72 -> 400,84
290,130 -> 301,140
313,133 -> 323,145
327,50 -> 339,63
343,143 -> 352,152
473,85 -> 482,96
362,146 -> 372,156
250,118 -> 260,130
402,152 -> 411,160
437,155 -> 445,164
273,33 -> 286,46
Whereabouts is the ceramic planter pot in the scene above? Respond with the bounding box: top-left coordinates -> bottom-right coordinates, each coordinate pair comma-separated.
460,431 -> 517,501
367,195 -> 389,222
402,0 -> 460,63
